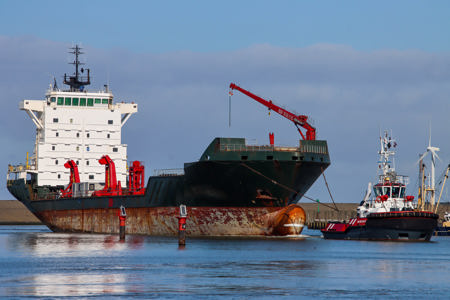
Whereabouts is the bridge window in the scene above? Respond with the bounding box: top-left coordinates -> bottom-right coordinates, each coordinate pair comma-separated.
95,98 -> 101,104
50,97 -> 56,102
392,186 -> 400,198
80,98 -> 86,106
64,97 -> 71,105
57,97 -> 64,105
87,98 -> 94,106
374,186 -> 382,197
72,98 -> 79,106
102,99 -> 109,104
382,186 -> 391,197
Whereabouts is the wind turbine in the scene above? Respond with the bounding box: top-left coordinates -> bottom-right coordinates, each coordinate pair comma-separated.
417,131 -> 440,209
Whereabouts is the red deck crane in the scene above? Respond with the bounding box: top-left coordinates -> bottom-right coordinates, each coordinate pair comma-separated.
128,161 -> 145,195
60,160 -> 80,198
229,83 -> 316,140
92,155 -> 122,196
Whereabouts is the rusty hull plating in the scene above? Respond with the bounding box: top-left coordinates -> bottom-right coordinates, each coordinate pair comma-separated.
37,204 -> 306,237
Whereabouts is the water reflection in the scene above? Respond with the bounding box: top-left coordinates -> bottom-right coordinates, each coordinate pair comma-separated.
9,232 -> 145,257
25,273 -> 127,297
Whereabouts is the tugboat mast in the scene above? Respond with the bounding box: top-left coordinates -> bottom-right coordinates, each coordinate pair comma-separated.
378,131 -> 397,180
63,45 -> 90,91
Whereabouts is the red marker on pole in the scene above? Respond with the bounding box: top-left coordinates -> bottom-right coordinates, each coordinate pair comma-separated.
177,205 -> 187,246
118,205 -> 126,241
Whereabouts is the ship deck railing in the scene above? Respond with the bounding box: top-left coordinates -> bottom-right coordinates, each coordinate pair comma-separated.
153,168 -> 184,176
33,188 -> 148,201
220,144 -> 298,152
220,143 -> 328,154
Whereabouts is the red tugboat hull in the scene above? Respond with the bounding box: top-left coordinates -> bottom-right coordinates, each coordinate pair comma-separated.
322,211 -> 438,241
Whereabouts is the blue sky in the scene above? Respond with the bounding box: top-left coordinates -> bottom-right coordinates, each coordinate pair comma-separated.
1,1 -> 450,52
1,1 -> 449,203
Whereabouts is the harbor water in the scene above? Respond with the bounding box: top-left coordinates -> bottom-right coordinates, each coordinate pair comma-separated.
0,226 -> 449,299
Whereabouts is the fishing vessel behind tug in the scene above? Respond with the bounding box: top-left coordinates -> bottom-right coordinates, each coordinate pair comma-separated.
7,46 -> 331,236
322,132 -> 438,241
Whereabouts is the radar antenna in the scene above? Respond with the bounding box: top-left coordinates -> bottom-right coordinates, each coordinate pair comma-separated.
63,45 -> 90,91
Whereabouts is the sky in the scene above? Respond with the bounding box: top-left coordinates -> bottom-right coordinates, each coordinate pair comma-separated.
0,1 -> 449,203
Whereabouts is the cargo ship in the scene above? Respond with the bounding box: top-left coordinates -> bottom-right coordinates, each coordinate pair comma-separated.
7,46 -> 330,236
322,132 -> 438,241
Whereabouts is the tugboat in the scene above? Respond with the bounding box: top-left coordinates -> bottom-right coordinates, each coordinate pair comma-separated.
322,131 -> 438,241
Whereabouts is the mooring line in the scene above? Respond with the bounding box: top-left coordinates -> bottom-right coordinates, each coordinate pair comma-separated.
321,167 -> 339,212
241,163 -> 339,211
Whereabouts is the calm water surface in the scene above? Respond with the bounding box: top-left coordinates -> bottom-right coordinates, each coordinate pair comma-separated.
0,226 -> 448,299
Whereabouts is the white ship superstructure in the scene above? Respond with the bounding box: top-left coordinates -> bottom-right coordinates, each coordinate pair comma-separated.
9,45 -> 137,188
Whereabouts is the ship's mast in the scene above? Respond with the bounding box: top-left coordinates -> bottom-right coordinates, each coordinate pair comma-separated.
378,131 -> 397,180
63,45 -> 90,92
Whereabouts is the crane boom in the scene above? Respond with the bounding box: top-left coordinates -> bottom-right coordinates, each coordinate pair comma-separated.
229,83 -> 316,140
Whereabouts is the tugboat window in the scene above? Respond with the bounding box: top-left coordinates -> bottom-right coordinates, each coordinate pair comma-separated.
392,186 -> 400,198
